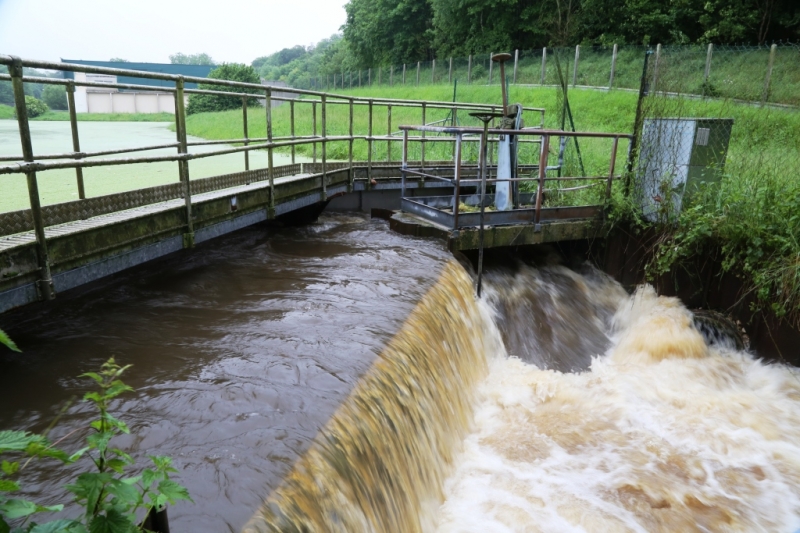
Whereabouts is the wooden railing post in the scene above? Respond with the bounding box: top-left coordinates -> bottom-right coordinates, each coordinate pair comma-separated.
65,81 -> 86,199
241,96 -> 249,171
321,94 -> 327,200
609,44 -> 618,89
10,57 -> 54,300
266,88 -> 274,213
175,77 -> 194,247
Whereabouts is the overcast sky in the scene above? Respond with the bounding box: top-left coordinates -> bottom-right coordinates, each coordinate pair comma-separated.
0,0 -> 349,64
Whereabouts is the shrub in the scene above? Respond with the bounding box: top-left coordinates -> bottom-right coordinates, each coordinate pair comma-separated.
186,63 -> 262,115
16,96 -> 49,118
42,84 -> 68,110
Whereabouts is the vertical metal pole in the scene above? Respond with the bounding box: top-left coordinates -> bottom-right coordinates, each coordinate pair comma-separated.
312,102 -> 317,163
387,105 -> 392,162
242,96 -> 249,171
66,82 -> 86,199
432,59 -> 436,83
762,44 -> 777,104
652,43 -> 662,90
401,130 -> 408,199
476,120 -> 489,298
535,135 -> 549,224
449,57 -> 453,83
572,45 -> 580,87
266,88 -> 274,212
349,71 -> 352,89
403,64 -> 406,85
416,62 -> 420,86
290,100 -> 296,164
10,58 -> 53,300
489,53 -> 494,84
321,94 -> 327,199
421,103 -> 426,169
541,47 -> 547,84
453,133 -> 462,230
368,68 -> 371,86
348,98 -> 354,192
175,77 -> 194,247
605,136 -> 619,202
609,44 -> 618,89
467,55 -> 472,84
367,100 -> 374,187
513,50 -> 519,84
704,43 -> 714,85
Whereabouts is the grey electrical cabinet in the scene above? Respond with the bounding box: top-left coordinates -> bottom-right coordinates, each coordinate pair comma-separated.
637,118 -> 734,221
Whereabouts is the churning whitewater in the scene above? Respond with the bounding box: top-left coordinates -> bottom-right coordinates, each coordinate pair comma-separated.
248,258 -> 800,532
437,273 -> 800,533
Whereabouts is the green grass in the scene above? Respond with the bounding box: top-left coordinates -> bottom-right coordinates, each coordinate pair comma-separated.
0,104 -> 174,122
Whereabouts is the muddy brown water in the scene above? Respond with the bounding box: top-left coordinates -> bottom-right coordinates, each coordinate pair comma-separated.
0,213 -> 451,532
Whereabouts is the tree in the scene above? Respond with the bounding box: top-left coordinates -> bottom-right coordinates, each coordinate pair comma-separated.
344,0 -> 434,65
42,84 -> 68,110
169,52 -> 215,65
186,63 -> 261,115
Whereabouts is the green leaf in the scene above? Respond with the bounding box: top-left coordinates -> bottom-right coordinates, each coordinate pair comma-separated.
0,516 -> 9,533
0,498 -> 37,519
105,479 -> 140,507
0,431 -> 39,452
1,461 -> 19,476
30,520 -> 87,533
109,451 -> 132,466
68,448 -> 90,463
104,383 -> 133,400
140,469 -> 158,489
66,472 -> 112,510
0,329 -> 20,353
0,479 -> 20,492
156,480 -> 192,504
82,393 -> 102,403
87,509 -> 132,533
79,373 -> 104,386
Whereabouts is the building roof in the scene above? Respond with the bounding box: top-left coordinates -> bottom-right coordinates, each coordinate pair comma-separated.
60,60 -> 215,89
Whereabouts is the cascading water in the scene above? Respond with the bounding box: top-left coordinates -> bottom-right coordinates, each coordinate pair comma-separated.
246,257 -> 800,532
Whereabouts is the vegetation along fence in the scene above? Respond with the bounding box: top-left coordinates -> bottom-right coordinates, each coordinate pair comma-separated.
303,44 -> 798,107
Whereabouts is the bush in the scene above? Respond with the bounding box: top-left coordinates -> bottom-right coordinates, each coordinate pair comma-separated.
186,63 -> 262,115
16,96 -> 49,118
42,84 -> 68,110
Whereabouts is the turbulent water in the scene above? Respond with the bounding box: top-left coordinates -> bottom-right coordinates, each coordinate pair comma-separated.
255,257 -> 800,532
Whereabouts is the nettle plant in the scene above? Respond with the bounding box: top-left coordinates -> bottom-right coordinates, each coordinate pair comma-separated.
0,351 -> 192,533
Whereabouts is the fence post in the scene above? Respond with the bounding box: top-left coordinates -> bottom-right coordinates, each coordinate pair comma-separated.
368,99 -> 374,187
535,134 -> 549,224
290,100 -> 295,164
10,58 -> 54,300
174,77 -> 194,247
416,61 -> 420,85
378,67 -> 382,85
449,57 -> 453,83
572,45 -> 580,86
312,101 -> 317,163
489,52 -> 494,84
242,96 -> 249,171
421,102 -> 426,169
65,82 -> 86,199
390,66 -> 394,86
762,43 -> 777,104
432,59 -> 436,83
368,68 -> 371,86
348,98 -> 354,192
704,43 -> 714,85
513,49 -> 519,83
468,55 -> 472,83
266,88 -> 274,214
387,105 -> 392,162
359,70 -> 362,87
321,94 -> 327,200
403,64 -> 406,85
652,43 -> 662,90
541,47 -> 547,84
452,134 -> 462,230
609,44 -> 618,89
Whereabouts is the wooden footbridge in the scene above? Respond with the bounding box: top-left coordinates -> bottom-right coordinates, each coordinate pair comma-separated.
0,56 -> 631,313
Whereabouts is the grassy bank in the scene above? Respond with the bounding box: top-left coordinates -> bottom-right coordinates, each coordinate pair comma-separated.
0,104 -> 174,122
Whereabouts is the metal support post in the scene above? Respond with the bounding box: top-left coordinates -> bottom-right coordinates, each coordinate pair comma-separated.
652,43 -> 662,90
348,98 -> 354,192
605,137 -> 619,202
704,43 -> 714,85
312,102 -> 317,163
609,44 -> 618,89
416,62 -> 420,86
572,45 -> 580,86
175,77 -> 194,247
10,58 -> 54,300
432,59 -> 436,83
401,130 -> 408,199
467,55 -> 472,84
321,94 -> 327,200
266,88 -> 274,212
489,53 -> 494,84
66,82 -> 86,199
541,47 -> 547,84
242,96 -> 249,171
387,105 -> 392,162
762,44 -> 777,104
290,100 -> 295,164
535,134 -> 549,224
452,134 -> 462,230
421,103 -> 426,170
513,50 -> 519,83
367,100 -> 374,188
368,68 -> 371,86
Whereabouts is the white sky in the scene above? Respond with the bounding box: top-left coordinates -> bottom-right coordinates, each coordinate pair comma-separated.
0,0 -> 349,64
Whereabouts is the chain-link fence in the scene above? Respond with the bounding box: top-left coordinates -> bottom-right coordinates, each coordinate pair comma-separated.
301,43 -> 798,107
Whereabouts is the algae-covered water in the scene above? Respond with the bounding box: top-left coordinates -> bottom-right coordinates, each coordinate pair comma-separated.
0,121 -> 305,214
